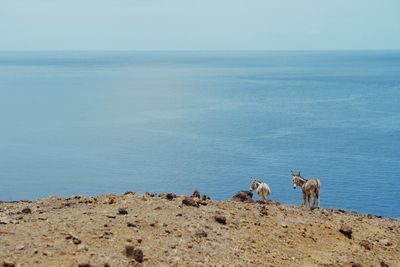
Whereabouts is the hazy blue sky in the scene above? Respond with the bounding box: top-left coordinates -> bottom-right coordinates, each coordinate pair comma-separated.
1,0 -> 399,50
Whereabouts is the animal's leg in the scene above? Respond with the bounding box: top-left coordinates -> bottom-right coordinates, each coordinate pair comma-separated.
302,193 -> 306,207
307,194 -> 311,208
311,191 -> 316,209
262,189 -> 267,203
317,188 -> 320,208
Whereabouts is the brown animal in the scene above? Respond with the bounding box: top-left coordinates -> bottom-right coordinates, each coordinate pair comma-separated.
291,171 -> 321,209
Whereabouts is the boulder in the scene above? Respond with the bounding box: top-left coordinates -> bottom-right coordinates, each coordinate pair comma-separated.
192,190 -> 201,198
125,245 -> 144,263
182,197 -> 199,207
339,225 -> 352,239
214,215 -> 227,225
118,208 -> 128,215
232,191 -> 253,203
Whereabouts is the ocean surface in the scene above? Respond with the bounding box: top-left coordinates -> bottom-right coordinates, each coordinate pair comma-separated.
0,51 -> 399,217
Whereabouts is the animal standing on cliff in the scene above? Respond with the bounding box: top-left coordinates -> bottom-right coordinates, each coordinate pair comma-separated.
291,171 -> 321,209
249,178 -> 272,203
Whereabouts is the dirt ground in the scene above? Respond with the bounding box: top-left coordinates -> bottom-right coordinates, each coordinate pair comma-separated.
0,192 -> 399,266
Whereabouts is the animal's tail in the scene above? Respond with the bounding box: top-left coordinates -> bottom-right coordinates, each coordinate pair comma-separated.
315,179 -> 321,206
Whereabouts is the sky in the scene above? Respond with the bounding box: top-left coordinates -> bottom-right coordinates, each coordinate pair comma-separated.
0,0 -> 399,51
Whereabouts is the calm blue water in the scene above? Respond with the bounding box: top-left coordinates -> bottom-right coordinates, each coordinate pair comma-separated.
0,51 -> 399,217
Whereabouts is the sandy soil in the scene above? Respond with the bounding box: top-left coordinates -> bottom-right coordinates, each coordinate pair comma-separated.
0,192 -> 399,267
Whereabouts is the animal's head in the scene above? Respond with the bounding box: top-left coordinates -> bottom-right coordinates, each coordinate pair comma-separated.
291,170 -> 302,189
250,178 -> 261,191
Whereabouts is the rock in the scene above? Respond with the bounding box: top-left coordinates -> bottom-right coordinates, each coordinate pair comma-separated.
42,250 -> 52,256
78,244 -> 89,252
214,215 -> 227,225
194,229 -> 208,238
165,193 -> 177,200
259,206 -> 268,216
232,191 -> 253,203
15,244 -> 25,250
124,191 -> 134,196
380,261 -> 389,267
192,190 -> 201,198
182,197 -> 199,207
281,223 -> 288,228
2,261 -> 15,267
66,233 -> 82,245
0,216 -> 10,224
104,198 -> 115,204
127,222 -> 140,228
201,195 -> 207,201
124,245 -> 144,263
359,240 -> 372,250
379,239 -> 392,246
118,208 -> 128,215
350,262 -> 362,267
78,263 -> 91,267
21,207 -> 32,214
339,225 -> 352,239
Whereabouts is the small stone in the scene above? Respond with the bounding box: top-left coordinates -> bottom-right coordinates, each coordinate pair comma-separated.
2,261 -> 15,267
194,229 -> 208,238
182,197 -> 199,207
339,225 -> 352,239
379,239 -> 392,246
127,222 -> 140,228
42,250 -> 52,256
16,245 -> 25,250
124,191 -> 134,196
201,195 -> 207,201
380,261 -> 389,267
118,208 -> 128,215
124,245 -> 144,263
78,244 -> 89,252
21,207 -> 32,214
73,238 -> 82,245
350,262 -> 361,267
214,215 -> 227,225
259,207 -> 268,216
0,216 -> 10,224
78,263 -> 91,267
104,198 -> 115,204
360,240 -> 372,250
281,223 -> 288,228
192,190 -> 201,198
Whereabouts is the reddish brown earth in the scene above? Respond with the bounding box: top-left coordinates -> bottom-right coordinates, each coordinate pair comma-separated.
0,192 -> 399,266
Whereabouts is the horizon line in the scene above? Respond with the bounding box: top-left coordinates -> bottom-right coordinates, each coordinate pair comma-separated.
1,49 -> 400,53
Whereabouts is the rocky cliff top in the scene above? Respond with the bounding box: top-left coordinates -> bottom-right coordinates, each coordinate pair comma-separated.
0,192 -> 399,266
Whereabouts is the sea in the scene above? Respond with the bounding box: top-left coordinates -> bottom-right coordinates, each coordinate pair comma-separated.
0,51 -> 399,217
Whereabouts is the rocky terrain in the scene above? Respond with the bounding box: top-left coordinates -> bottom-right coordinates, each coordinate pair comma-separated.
0,191 -> 399,267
